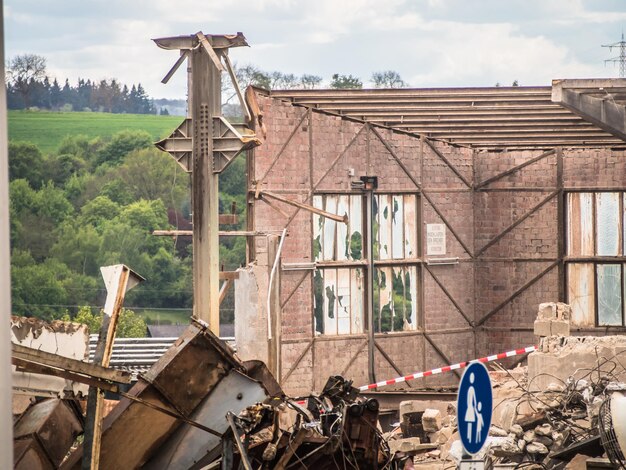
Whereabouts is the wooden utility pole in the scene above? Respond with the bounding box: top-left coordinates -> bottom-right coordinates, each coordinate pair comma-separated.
154,32 -> 260,336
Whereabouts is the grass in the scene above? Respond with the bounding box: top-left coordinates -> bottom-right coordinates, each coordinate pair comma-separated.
132,308 -> 192,325
8,109 -> 182,154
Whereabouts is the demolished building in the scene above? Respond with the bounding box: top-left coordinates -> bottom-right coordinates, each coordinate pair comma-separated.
235,80 -> 626,397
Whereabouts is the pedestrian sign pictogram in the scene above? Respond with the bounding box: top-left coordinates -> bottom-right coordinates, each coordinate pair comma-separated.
457,361 -> 492,455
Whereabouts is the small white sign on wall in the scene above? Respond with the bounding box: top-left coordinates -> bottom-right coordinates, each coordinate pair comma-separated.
426,223 -> 446,256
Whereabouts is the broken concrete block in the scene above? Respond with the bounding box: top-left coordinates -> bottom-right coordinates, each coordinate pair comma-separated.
426,449 -> 441,459
523,430 -> 536,443
538,302 -> 557,320
551,320 -> 570,336
556,302 -> 571,321
492,437 -> 522,458
526,442 -> 549,454
534,319 -> 552,337
388,437 -> 421,454
509,424 -> 523,438
421,408 -> 442,432
428,425 -> 453,445
489,425 -> 508,437
518,439 -> 526,452
534,423 -> 553,436
534,436 -> 554,447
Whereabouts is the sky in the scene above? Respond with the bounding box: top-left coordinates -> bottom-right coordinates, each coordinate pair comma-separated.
4,0 -> 626,100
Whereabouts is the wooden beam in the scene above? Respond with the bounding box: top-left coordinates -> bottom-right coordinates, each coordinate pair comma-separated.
476,261 -> 558,326
374,341 -> 413,388
422,190 -> 474,257
280,339 -> 313,384
11,344 -> 131,384
153,230 -> 266,237
423,264 -> 474,327
475,149 -> 556,189
218,279 -> 233,305
475,191 -> 558,257
423,138 -> 472,188
423,333 -> 461,379
370,126 -> 421,190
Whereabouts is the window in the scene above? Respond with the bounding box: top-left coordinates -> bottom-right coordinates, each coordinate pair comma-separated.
313,193 -> 420,335
566,192 -> 626,326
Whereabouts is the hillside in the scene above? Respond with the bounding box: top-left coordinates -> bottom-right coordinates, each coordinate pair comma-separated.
8,110 -> 181,154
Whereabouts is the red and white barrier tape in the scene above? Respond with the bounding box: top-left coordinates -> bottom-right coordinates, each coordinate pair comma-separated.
358,345 -> 537,392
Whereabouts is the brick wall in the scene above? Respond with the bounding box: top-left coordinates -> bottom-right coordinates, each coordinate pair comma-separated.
247,93 -> 626,395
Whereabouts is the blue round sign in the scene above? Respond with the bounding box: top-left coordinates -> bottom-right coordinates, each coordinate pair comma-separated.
457,362 -> 492,455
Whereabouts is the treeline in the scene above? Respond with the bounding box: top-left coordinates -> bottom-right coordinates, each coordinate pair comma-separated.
9,130 -> 246,322
6,54 -> 155,114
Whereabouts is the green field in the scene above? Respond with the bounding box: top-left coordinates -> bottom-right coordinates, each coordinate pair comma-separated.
8,110 -> 182,154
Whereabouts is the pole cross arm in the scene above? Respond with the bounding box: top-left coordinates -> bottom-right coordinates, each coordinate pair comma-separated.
152,32 -> 248,51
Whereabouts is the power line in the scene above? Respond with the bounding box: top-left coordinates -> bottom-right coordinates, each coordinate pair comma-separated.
602,32 -> 626,78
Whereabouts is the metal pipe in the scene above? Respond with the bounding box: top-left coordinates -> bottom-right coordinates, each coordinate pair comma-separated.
267,229 -> 288,340
0,3 -> 13,465
365,185 -> 376,384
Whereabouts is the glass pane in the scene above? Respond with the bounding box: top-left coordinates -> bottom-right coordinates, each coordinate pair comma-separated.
313,195 -> 323,261
392,195 -> 404,259
404,195 -> 417,258
348,195 -> 363,260
351,268 -> 364,334
567,193 -> 593,256
566,263 -> 595,326
323,268 -> 338,335
336,268 -> 351,334
378,195 -> 392,260
597,264 -> 623,326
322,196 -> 337,260
313,270 -> 324,334
336,196 -> 349,261
596,193 -> 620,256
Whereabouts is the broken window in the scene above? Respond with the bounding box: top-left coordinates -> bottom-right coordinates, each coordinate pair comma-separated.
313,193 -> 420,335
566,192 -> 626,326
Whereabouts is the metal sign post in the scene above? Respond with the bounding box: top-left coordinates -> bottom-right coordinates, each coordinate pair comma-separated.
457,361 -> 492,469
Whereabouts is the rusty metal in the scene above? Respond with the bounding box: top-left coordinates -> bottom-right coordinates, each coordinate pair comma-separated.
155,31 -> 261,336
15,399 -> 83,467
259,190 -> 348,224
65,323 -> 257,469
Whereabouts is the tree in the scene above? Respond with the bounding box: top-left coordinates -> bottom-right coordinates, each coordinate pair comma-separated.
95,129 -> 152,167
66,306 -> 148,337
300,74 -> 323,89
371,70 -> 407,88
6,54 -> 47,107
330,74 -> 363,89
8,141 -> 44,188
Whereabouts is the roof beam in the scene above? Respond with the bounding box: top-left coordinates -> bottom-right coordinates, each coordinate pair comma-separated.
552,79 -> 626,142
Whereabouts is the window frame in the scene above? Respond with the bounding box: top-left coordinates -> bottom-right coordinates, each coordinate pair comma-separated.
312,191 -> 422,336
565,191 -> 626,327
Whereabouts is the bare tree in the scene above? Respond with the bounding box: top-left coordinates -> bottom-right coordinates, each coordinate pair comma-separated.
6,54 -> 47,107
300,74 -> 323,89
371,70 -> 407,88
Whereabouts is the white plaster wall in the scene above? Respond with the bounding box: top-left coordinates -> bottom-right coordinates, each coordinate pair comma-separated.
11,317 -> 90,397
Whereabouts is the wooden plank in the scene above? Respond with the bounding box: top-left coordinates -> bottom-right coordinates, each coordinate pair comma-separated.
153,230 -> 267,237
11,344 -> 130,383
280,271 -> 310,309
12,357 -> 120,393
340,340 -> 368,376
218,279 -> 232,305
